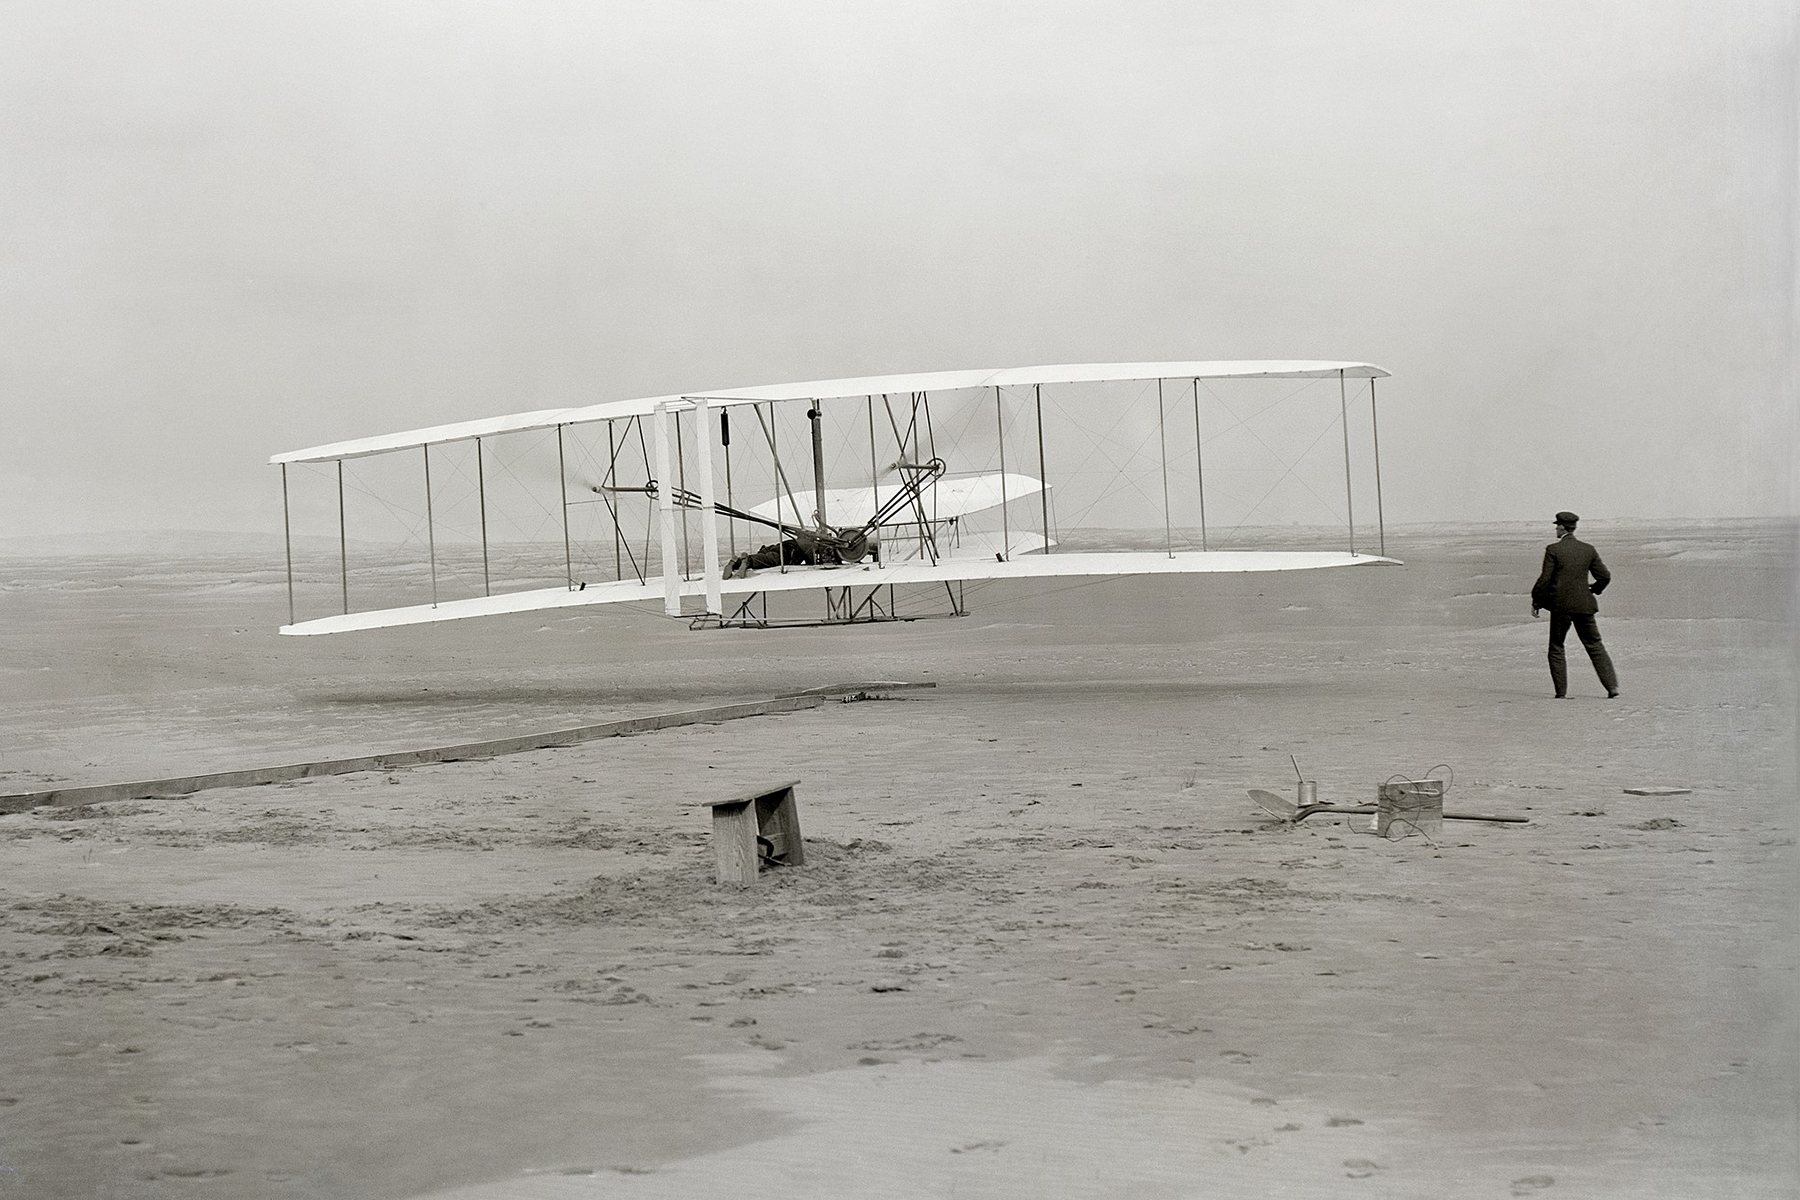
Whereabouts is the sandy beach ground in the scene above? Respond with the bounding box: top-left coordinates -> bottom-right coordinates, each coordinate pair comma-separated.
0,521 -> 1794,1198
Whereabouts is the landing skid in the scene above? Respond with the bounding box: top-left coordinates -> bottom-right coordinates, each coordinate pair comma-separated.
691,581 -> 968,630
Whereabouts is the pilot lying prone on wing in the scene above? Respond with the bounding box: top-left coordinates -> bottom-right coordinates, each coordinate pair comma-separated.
726,528 -> 878,579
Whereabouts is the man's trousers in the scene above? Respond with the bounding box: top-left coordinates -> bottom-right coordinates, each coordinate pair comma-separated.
1548,611 -> 1619,697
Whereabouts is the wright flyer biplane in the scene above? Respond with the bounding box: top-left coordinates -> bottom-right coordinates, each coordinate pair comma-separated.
270,362 -> 1398,634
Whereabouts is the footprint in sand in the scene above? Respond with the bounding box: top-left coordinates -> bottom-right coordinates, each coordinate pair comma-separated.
1511,1175 -> 1555,1196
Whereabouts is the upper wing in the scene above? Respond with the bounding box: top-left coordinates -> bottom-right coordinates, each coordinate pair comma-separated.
270,362 -> 1389,464
279,550 -> 1399,636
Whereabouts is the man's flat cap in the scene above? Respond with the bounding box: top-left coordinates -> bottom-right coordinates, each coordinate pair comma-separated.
1555,511 -> 1579,526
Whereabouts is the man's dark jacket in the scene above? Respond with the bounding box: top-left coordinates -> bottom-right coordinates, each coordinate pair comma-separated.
1531,535 -> 1610,614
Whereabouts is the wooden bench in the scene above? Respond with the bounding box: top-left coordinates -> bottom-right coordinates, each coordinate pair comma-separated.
706,781 -> 805,885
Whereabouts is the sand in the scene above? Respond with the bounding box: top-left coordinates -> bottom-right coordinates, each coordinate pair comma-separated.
0,521 -> 1794,1198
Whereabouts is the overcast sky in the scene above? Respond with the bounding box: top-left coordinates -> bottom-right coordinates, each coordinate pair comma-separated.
2,0 -> 1793,540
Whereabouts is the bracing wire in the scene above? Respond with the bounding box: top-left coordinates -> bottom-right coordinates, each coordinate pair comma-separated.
1200,381 -> 1348,515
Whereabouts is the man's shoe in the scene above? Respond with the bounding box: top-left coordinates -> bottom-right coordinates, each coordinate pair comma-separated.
1606,689 -> 1620,698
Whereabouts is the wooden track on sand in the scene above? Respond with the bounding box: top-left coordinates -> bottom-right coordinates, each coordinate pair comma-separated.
0,682 -> 931,814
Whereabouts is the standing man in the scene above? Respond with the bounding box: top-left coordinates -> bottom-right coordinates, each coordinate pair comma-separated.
1531,511 -> 1620,698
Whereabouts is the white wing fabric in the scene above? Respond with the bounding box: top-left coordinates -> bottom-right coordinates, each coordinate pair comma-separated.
272,363 -> 1387,465
280,550 -> 1397,635
918,530 -> 1056,561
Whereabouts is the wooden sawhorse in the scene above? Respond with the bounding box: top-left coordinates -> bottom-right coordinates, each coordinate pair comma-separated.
707,781 -> 805,885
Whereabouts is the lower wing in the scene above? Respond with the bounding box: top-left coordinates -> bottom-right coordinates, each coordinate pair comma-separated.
279,550 -> 1399,635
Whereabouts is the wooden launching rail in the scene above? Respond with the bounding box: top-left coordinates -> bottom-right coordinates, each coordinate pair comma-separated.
0,683 -> 932,815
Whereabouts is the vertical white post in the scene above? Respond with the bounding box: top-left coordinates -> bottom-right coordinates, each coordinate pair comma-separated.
424,444 -> 438,606
280,463 -> 294,625
675,411 -> 692,578
605,424 -> 623,579
1034,383 -> 1050,555
722,412 -> 736,558
695,397 -> 722,617
1156,378 -> 1172,558
653,402 -> 682,616
1339,369 -> 1356,557
994,386 -> 1009,560
557,425 -> 573,588
337,460 -> 348,614
868,396 -> 882,569
476,436 -> 491,595
1369,378 -> 1386,556
1192,379 -> 1208,551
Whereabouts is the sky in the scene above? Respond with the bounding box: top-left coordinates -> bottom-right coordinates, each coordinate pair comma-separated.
2,0 -> 1794,541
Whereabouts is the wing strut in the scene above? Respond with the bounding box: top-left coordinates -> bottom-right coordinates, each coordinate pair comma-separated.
281,463 -> 295,625
1034,384 -> 1051,555
637,417 -> 656,578
994,386 -> 1010,561
604,424 -> 621,580
1157,378 -> 1172,558
1370,377 -> 1385,556
653,403 -> 681,615
1192,380 -> 1208,551
1339,369 -> 1356,557
695,397 -> 722,617
337,461 -> 348,614
808,405 -> 828,530
866,396 -> 883,569
477,436 -> 492,595
424,444 -> 438,605
557,425 -> 574,588
676,410 -> 692,579
722,411 -> 737,558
